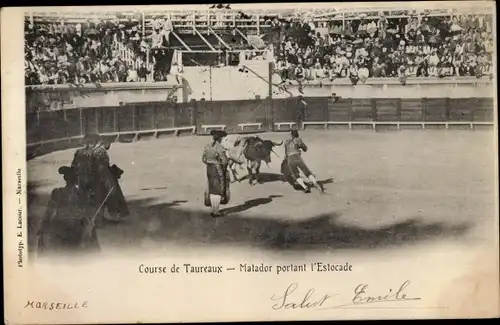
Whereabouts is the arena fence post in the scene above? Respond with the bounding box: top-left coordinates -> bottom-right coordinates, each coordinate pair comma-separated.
113,106 -> 117,133
197,99 -> 205,135
323,97 -> 328,129
79,108 -> 83,136
421,97 -> 427,122
62,109 -> 68,140
94,107 -> 100,134
348,98 -> 354,121
445,97 -> 451,121
151,102 -> 156,130
172,101 -> 178,128
190,99 -> 197,131
371,98 -> 377,122
325,97 -> 330,129
396,98 -> 402,122
132,104 -> 137,132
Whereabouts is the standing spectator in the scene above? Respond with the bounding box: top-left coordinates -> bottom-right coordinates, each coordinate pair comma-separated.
372,56 -> 385,77
428,49 -> 440,76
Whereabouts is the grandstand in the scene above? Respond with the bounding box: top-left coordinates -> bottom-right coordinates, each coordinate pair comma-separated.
25,5 -> 494,86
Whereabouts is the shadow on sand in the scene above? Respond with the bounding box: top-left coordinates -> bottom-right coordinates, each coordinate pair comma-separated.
236,173 -> 284,184
221,195 -> 283,214
28,179 -> 472,254
94,196 -> 473,252
235,173 -> 334,190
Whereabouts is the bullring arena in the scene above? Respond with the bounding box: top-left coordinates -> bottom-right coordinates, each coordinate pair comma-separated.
28,129 -> 496,257
25,4 -> 496,265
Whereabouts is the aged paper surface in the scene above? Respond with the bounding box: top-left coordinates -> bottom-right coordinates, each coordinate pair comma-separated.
2,2 -> 499,324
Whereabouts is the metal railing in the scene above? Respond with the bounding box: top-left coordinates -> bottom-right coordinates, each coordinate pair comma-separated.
29,7 -> 493,36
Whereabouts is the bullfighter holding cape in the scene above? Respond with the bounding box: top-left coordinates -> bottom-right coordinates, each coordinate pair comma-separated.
71,134 -> 129,225
202,130 -> 231,217
92,135 -> 130,221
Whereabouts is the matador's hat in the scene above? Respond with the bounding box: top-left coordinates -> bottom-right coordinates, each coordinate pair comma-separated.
58,166 -> 77,180
210,130 -> 227,138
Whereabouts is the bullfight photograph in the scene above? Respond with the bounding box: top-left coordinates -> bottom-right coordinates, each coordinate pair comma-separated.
6,2 -> 498,322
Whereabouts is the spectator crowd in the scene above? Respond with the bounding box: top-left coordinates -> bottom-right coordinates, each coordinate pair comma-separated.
270,12 -> 494,85
24,16 -> 174,86
25,11 -> 494,86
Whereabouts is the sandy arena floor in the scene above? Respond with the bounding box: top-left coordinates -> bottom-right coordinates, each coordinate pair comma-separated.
27,129 -> 497,258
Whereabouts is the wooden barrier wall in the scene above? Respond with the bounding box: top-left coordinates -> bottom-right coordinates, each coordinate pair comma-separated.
26,96 -> 495,158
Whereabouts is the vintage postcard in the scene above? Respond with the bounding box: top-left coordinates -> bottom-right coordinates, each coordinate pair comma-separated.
2,2 -> 499,324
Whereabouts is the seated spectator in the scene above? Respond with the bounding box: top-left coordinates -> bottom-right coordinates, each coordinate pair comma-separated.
25,10 -> 494,85
398,65 -> 408,85
314,58 -> 325,79
294,64 -> 305,80
428,49 -> 440,76
349,64 -> 359,85
358,65 -> 369,83
406,58 -> 417,77
276,59 -> 289,80
126,68 -> 138,82
371,57 -> 386,77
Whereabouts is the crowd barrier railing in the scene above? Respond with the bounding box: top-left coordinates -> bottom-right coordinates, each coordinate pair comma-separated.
26,96 -> 495,159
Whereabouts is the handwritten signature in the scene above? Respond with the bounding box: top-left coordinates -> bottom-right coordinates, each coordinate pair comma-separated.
271,280 -> 420,310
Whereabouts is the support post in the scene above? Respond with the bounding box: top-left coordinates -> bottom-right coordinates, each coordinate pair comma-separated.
268,61 -> 273,99
257,14 -> 260,36
268,61 -> 274,132
208,26 -> 232,50
235,28 -> 258,50
142,11 -> 145,37
172,31 -> 193,51
192,12 -> 196,35
194,27 -> 216,51
209,66 -> 212,101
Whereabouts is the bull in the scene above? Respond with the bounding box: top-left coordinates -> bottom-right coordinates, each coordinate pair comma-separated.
223,136 -> 282,185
